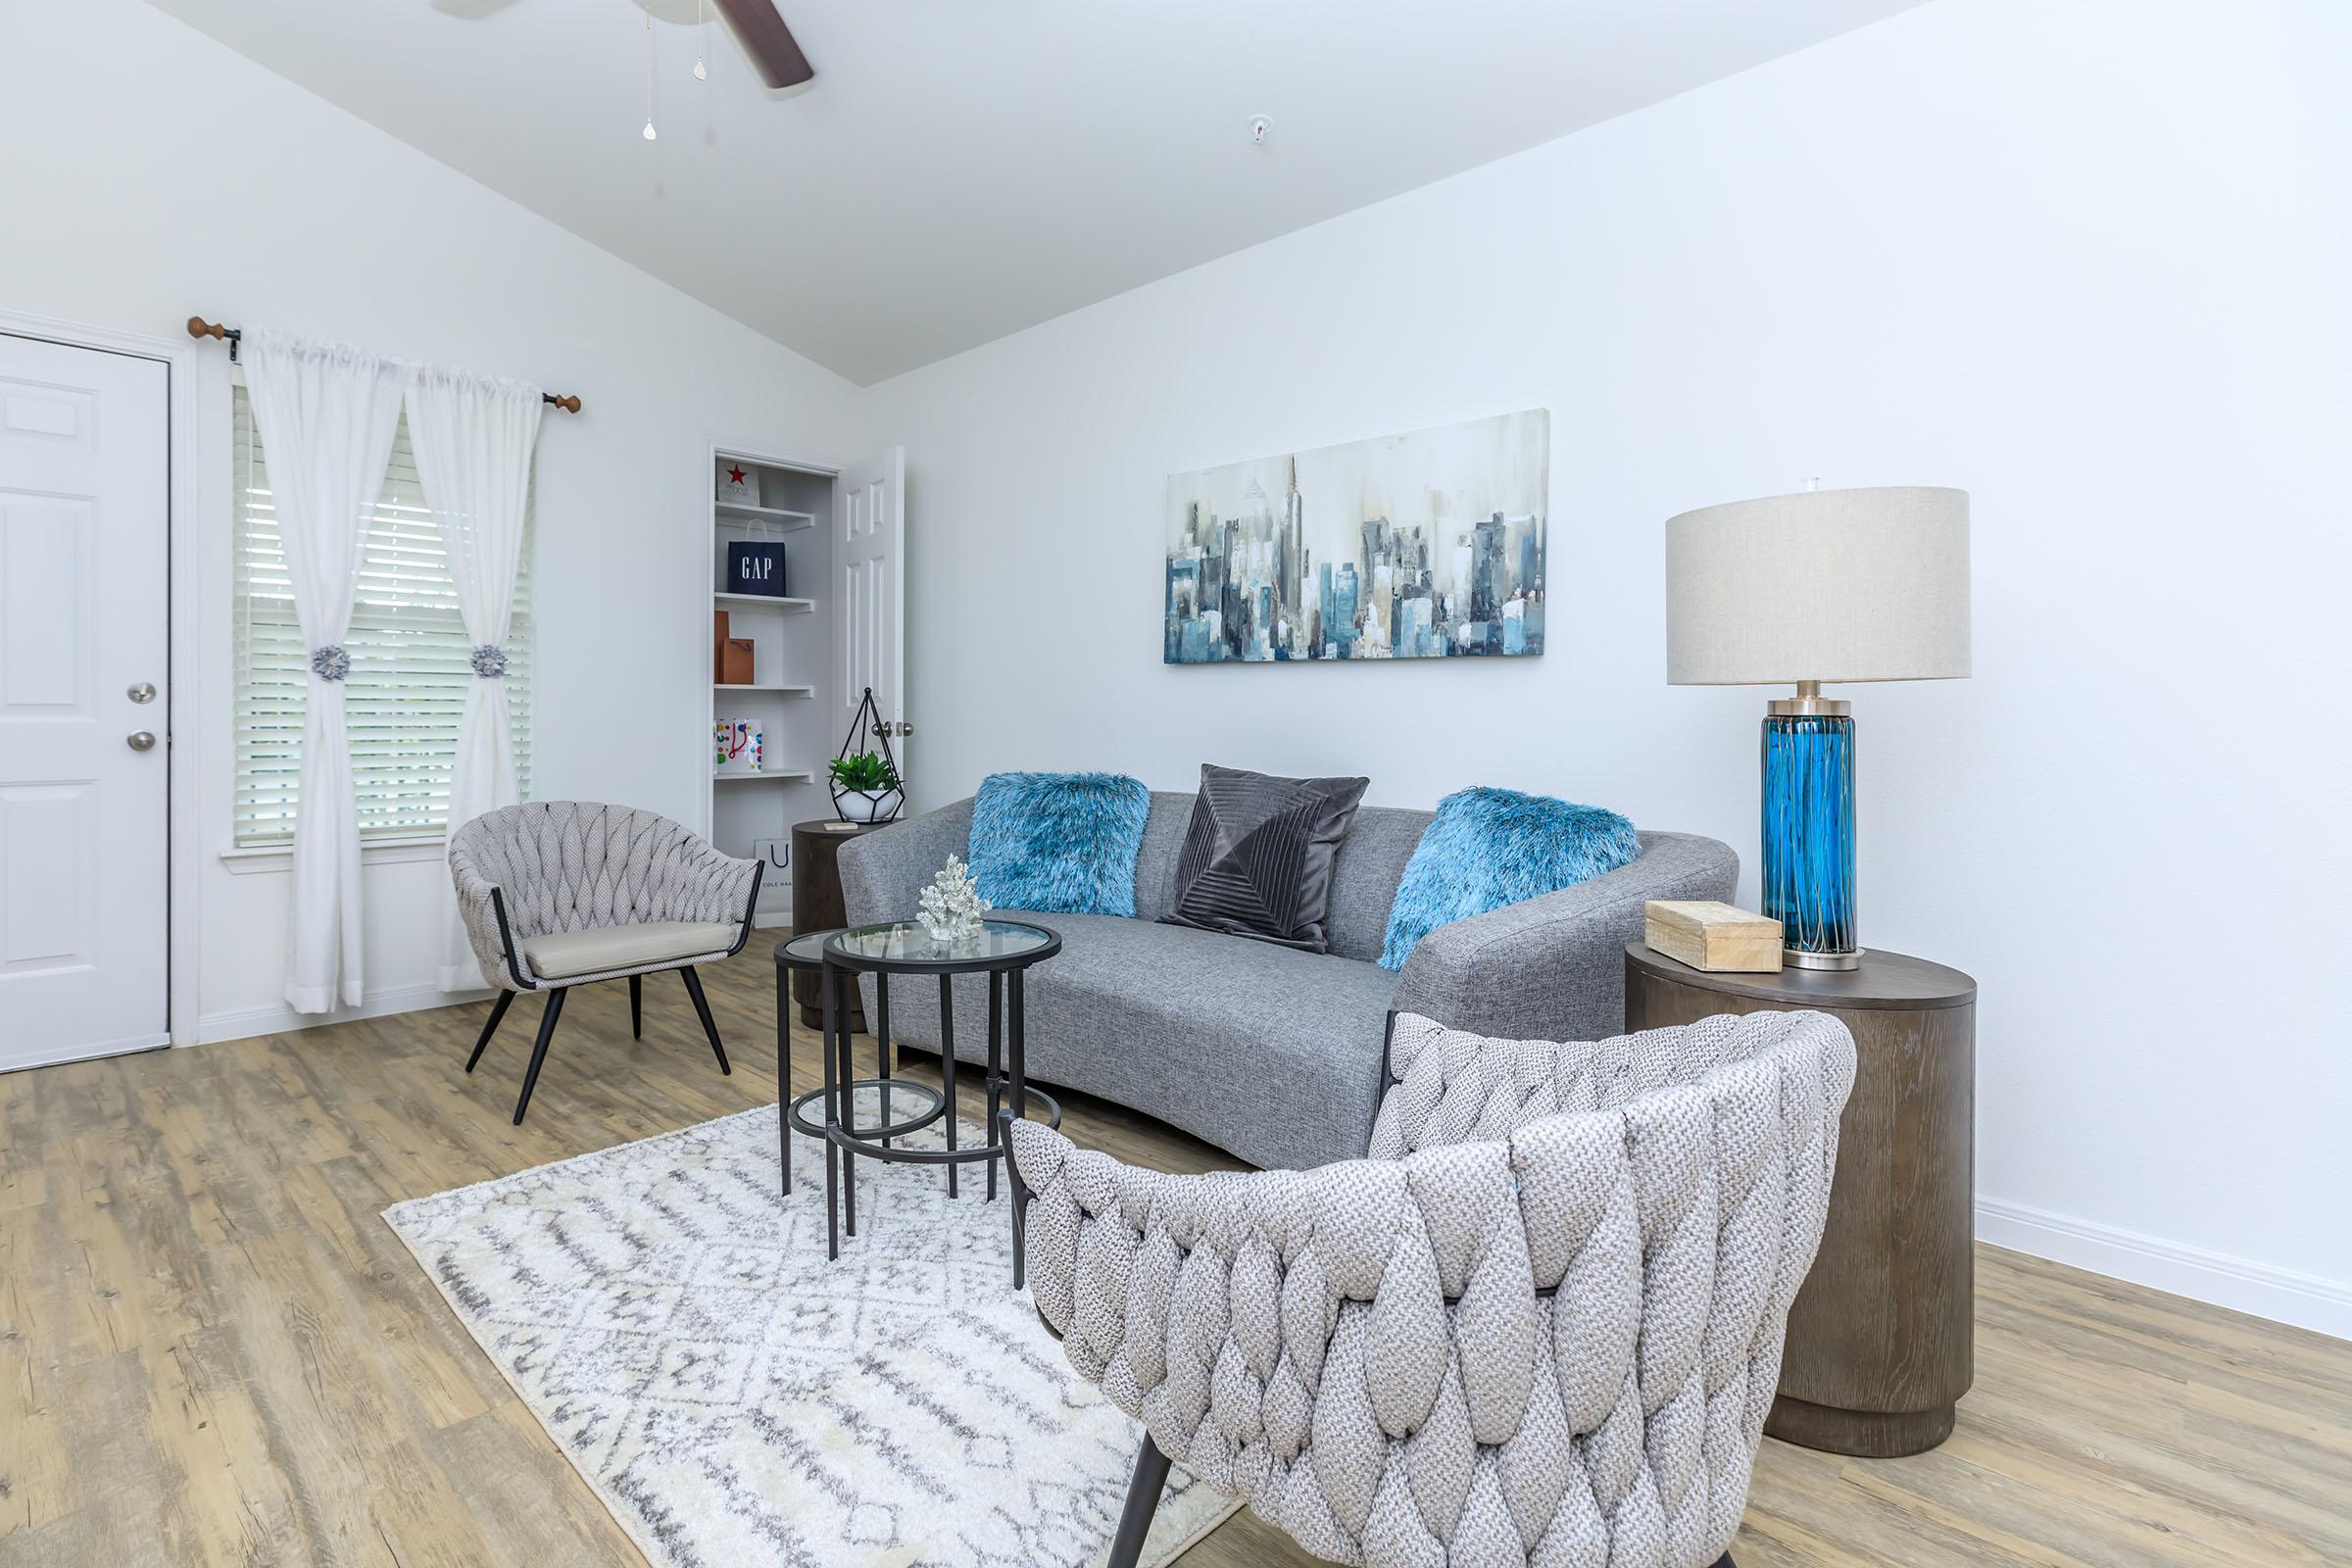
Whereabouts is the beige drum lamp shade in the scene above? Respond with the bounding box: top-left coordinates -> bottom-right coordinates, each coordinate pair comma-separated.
1665,486 -> 1971,685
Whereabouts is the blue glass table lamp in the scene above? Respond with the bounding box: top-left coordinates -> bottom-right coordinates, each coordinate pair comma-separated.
1665,485 -> 1970,969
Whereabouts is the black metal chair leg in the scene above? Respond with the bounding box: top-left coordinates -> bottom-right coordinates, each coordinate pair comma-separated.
629,973 -> 642,1039
466,991 -> 514,1072
512,987 -> 567,1124
1104,1434 -> 1172,1568
1714,1555 -> 1737,1568
678,965 -> 730,1075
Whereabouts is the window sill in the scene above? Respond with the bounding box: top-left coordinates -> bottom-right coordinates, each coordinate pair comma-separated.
218,834 -> 449,875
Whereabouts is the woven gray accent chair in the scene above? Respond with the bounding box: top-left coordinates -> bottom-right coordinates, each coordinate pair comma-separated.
1001,1007 -> 1857,1568
449,802 -> 763,1123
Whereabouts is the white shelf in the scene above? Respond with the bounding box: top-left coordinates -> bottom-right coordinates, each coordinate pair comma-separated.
716,502 -> 817,529
709,452 -> 832,886
714,592 -> 814,611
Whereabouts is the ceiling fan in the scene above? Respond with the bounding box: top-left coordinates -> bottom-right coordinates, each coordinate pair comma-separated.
438,0 -> 813,89
701,0 -> 813,89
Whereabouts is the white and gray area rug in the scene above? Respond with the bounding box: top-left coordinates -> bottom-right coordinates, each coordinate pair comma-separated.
383,1102 -> 1239,1568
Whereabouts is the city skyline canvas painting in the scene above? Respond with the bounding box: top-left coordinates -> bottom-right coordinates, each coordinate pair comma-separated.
1163,409 -> 1549,663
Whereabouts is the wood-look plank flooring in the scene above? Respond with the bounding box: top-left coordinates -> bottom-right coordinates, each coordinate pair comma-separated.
3,945 -> 2346,1566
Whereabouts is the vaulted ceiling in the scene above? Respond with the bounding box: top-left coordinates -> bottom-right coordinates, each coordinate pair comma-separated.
146,0 -> 1926,383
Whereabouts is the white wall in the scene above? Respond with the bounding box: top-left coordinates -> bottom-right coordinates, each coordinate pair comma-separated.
5,0 -> 2346,1336
861,0 -> 2352,1332
0,0 -> 864,1041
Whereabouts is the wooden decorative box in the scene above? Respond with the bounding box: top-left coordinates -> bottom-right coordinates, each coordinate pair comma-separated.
1643,900 -> 1783,972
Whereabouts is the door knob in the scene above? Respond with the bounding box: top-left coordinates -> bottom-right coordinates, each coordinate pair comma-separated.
127,681 -> 157,704
127,731 -> 157,752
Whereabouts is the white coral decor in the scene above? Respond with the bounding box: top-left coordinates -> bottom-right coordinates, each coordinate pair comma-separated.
916,855 -> 991,944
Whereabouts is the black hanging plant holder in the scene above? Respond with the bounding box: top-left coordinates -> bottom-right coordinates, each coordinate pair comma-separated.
830,686 -> 906,825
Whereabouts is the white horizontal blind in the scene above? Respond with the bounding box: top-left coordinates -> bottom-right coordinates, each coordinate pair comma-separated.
231,383 -> 534,847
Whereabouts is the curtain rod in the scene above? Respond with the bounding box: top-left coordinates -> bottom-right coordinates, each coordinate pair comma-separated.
186,318 -> 582,414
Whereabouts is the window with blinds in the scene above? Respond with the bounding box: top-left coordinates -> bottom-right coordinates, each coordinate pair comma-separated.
231,383 -> 534,848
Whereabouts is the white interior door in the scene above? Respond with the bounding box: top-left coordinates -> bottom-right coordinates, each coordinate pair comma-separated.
837,447 -> 906,775
0,333 -> 170,1070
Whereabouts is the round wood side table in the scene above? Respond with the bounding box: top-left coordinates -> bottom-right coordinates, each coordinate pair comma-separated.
1624,941 -> 1978,1457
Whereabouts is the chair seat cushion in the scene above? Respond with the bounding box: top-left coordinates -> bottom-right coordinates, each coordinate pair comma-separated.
521,920 -> 738,981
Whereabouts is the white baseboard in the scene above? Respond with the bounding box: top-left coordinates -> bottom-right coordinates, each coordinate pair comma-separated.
1977,1196 -> 2352,1343
193,980 -> 491,1046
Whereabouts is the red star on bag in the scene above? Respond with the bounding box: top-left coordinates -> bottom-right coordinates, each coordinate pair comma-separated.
727,465 -> 748,485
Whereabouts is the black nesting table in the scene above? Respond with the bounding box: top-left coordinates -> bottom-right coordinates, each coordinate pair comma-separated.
772,919 -> 1061,1280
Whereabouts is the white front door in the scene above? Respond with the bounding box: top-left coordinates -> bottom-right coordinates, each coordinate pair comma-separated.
0,333 -> 170,1070
836,447 -> 906,771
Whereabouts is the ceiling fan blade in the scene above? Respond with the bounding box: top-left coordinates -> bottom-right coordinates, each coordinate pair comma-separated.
710,0 -> 813,88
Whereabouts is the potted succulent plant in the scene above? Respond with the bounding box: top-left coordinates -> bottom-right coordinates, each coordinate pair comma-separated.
828,750 -> 903,824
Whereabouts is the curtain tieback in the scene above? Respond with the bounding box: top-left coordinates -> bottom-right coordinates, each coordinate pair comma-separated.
309,645 -> 351,682
469,645 -> 511,678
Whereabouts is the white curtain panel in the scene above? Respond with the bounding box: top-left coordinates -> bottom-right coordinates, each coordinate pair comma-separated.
242,330 -> 413,1013
407,366 -> 544,992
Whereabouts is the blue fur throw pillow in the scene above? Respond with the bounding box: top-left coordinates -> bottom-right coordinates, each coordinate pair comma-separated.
967,771 -> 1152,916
1378,787 -> 1641,970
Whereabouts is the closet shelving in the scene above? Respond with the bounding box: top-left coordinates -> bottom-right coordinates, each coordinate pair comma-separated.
708,448 -> 837,927
715,501 -> 817,528
714,591 -> 814,611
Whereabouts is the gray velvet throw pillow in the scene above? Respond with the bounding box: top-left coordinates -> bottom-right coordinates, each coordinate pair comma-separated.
1159,763 -> 1371,953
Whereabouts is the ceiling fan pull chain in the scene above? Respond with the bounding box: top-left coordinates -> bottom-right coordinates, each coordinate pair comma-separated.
642,11 -> 658,140
694,0 -> 708,81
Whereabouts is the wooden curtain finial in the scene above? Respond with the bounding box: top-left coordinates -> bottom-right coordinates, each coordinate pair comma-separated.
545,393 -> 582,414
187,316 -> 231,342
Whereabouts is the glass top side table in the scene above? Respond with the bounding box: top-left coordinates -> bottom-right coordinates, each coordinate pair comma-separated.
776,919 -> 1061,1282
831,918 -> 1059,966
770,930 -> 875,1197
773,926 -> 946,1200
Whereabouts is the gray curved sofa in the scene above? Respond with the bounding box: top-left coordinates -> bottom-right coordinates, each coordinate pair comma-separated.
837,792 -> 1736,1171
